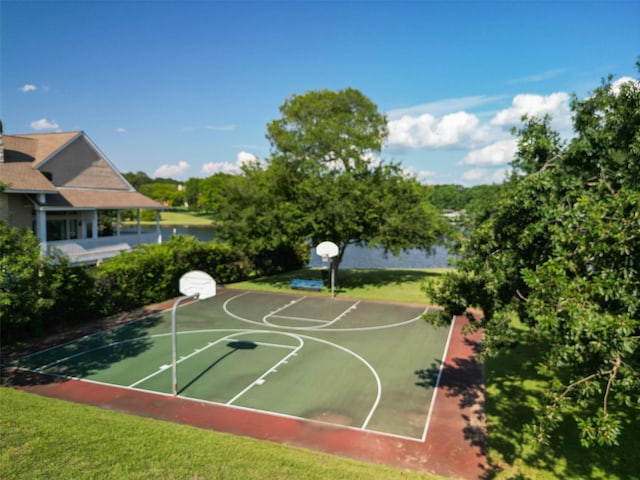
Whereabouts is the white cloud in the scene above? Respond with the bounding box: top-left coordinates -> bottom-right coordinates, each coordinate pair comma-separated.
406,168 -> 437,184
236,151 -> 258,167
387,91 -> 573,156
21,84 -> 37,92
201,161 -> 240,176
508,68 -> 567,85
490,92 -> 572,136
611,76 -> 639,94
154,161 -> 190,179
201,151 -> 259,176
387,111 -> 490,149
460,139 -> 518,166
30,118 -> 59,130
491,168 -> 510,183
462,168 -> 488,182
461,167 -> 510,185
387,95 -> 504,119
116,127 -> 126,133
205,124 -> 236,132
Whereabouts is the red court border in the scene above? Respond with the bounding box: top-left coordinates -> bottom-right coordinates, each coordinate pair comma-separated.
9,307 -> 487,480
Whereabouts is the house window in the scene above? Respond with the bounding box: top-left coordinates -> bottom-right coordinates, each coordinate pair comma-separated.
69,219 -> 79,239
47,219 -> 67,241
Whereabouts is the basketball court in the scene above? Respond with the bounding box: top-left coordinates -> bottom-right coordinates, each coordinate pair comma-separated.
10,282 -> 487,478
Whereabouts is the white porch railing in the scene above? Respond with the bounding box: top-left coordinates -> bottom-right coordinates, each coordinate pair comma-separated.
47,232 -> 161,265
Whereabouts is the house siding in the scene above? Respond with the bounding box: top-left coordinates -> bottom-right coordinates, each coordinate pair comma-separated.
1,193 -> 33,228
43,136 -> 130,190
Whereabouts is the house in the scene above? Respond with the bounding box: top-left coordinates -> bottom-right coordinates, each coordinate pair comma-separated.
0,125 -> 164,265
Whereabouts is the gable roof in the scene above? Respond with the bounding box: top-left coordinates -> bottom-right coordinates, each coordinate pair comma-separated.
1,130 -> 163,210
3,132 -> 81,167
0,162 -> 58,193
40,189 -> 164,210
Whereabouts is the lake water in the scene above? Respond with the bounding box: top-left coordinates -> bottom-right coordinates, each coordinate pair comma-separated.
148,226 -> 452,269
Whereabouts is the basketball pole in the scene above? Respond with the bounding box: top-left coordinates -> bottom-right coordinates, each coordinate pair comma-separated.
331,258 -> 336,298
172,293 -> 199,396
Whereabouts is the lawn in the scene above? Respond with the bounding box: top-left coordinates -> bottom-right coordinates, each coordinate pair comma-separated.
230,267 -> 450,304
2,269 -> 636,479
158,210 -> 215,225
127,210 -> 216,226
0,388 -> 442,480
485,320 -> 639,480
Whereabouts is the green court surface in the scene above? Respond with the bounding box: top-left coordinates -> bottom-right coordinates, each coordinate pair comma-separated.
16,289 -> 452,440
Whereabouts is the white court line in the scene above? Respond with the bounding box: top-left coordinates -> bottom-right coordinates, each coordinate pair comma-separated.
224,291 -> 429,332
252,341 -> 298,349
34,338 -> 146,372
18,325 -> 391,438
128,331 -> 299,389
420,315 -> 456,442
263,297 -> 306,325
264,297 -> 360,329
26,290 -> 440,440
310,300 -> 360,329
15,290 -> 236,365
128,336 -> 226,388
14,368 -> 427,443
141,326 -> 382,431
226,334 -> 305,406
269,315 -> 326,323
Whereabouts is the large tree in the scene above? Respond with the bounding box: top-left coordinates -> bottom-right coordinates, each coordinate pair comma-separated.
269,88 -> 448,263
429,68 -> 640,448
218,88 -> 448,272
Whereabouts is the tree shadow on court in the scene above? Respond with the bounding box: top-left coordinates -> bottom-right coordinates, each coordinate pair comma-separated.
415,336 -> 488,476
10,315 -> 164,382
177,341 -> 257,395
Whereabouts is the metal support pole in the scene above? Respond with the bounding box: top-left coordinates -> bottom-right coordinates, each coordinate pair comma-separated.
331,259 -> 335,298
172,293 -> 199,395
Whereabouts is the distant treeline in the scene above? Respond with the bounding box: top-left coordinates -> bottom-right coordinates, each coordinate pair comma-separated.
124,171 -> 503,214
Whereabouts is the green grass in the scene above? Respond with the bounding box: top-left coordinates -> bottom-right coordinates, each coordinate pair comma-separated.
230,268 -> 450,304
0,388 -> 442,480
4,270 -> 637,479
485,320 -> 639,480
158,210 -> 215,225
128,210 -> 216,226
232,273 -> 640,479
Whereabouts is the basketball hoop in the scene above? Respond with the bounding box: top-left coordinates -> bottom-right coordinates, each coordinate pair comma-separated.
315,241 -> 339,298
172,270 -> 216,396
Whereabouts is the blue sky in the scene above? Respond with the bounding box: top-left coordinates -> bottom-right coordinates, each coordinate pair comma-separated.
2,1 -> 638,185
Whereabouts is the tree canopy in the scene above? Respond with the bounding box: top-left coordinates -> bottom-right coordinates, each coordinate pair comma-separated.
217,88 -> 449,272
429,67 -> 640,448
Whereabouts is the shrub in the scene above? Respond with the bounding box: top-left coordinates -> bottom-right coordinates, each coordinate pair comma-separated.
0,223 -> 53,342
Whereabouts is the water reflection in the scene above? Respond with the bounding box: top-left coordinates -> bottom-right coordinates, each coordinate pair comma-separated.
136,226 -> 451,269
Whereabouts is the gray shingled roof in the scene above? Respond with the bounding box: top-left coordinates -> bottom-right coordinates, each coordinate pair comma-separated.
0,162 -> 58,193
3,132 -> 81,166
1,131 -> 163,210
41,189 -> 164,209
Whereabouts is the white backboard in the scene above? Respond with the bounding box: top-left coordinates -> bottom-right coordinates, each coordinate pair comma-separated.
316,241 -> 339,259
179,270 -> 216,299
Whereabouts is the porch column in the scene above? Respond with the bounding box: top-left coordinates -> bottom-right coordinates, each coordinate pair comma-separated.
92,211 -> 98,239
35,209 -> 47,255
156,210 -> 162,244
116,211 -> 121,236
137,209 -> 142,235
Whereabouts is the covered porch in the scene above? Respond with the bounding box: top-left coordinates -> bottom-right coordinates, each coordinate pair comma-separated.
42,210 -> 163,265
30,189 -> 165,265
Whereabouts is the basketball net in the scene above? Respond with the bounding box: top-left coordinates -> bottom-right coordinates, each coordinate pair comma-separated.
322,254 -> 330,263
